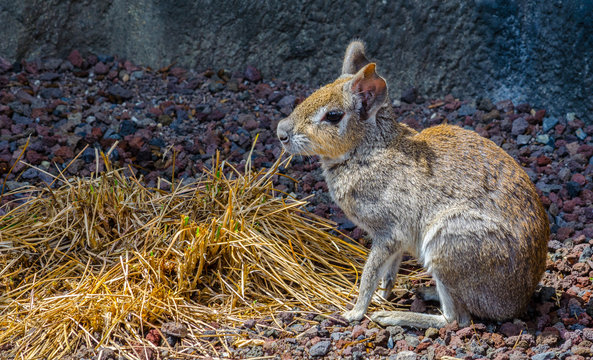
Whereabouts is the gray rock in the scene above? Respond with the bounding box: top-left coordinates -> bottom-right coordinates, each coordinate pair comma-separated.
244,65 -> 262,82
557,167 -> 572,182
394,351 -> 417,360
543,117 -> 559,132
404,334 -> 420,348
119,120 -> 137,136
9,101 -> 31,117
131,70 -> 144,81
245,345 -> 263,358
277,95 -> 296,108
39,87 -> 63,99
512,117 -> 529,136
21,168 -> 39,179
457,104 -> 476,117
41,58 -> 63,70
579,246 -> 592,263
39,72 -> 60,81
531,352 -> 556,360
576,128 -> 587,140
536,181 -> 562,193
477,97 -> 495,112
386,325 -> 405,337
107,84 -> 133,101
63,112 -> 82,131
5,181 -> 30,191
288,323 -> 305,333
517,135 -> 531,145
309,340 -> 331,357
536,134 -> 550,144
470,340 -> 486,355
583,327 -> 593,341
12,113 -> 32,125
330,332 -> 343,341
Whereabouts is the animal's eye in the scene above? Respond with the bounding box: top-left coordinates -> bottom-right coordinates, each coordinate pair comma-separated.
323,110 -> 344,124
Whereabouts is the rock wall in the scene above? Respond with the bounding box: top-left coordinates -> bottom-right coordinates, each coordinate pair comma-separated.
1,0 -> 592,121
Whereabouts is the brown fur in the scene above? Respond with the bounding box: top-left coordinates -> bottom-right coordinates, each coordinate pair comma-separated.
276,41 -> 549,328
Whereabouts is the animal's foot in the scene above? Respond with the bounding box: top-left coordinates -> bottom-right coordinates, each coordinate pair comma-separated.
370,310 -> 400,326
371,310 -> 448,329
342,308 -> 365,322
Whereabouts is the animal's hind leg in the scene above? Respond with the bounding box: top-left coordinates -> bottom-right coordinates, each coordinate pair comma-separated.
371,277 -> 470,328
375,251 -> 403,301
416,285 -> 440,302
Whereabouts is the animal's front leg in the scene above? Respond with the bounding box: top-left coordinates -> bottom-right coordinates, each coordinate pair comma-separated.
343,245 -> 395,322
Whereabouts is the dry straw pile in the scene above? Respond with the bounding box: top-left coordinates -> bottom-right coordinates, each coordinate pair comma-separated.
0,146 -> 411,359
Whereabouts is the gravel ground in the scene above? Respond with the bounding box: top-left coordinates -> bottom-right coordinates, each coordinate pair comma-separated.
1,50 -> 593,360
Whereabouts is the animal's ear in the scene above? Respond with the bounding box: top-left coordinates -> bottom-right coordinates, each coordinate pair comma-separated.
341,41 -> 370,75
349,63 -> 387,120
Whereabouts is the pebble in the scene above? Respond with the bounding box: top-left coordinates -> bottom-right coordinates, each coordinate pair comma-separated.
500,322 -> 524,337
425,327 -> 439,339
39,87 -> 63,99
477,97 -> 495,112
404,334 -> 420,348
512,117 -> 529,136
119,120 -> 137,136
565,181 -> 582,198
330,332 -> 343,341
351,324 -> 365,339
308,340 -> 331,357
536,134 -> 551,145
394,351 -> 417,360
277,95 -> 296,108
244,65 -> 262,82
531,351 -> 556,360
400,87 -> 418,104
543,117 -> 559,132
457,104 -> 476,116
93,62 -> 110,75
21,168 -> 39,179
0,56 -> 12,73
67,50 -> 84,68
107,84 -> 133,101
517,134 -> 532,145
39,72 -> 60,81
130,70 -> 144,81
387,335 -> 395,349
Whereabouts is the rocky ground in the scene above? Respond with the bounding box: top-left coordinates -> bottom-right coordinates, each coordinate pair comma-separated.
0,51 -> 593,360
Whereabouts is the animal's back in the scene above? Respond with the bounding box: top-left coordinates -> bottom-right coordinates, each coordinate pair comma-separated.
411,124 -> 549,319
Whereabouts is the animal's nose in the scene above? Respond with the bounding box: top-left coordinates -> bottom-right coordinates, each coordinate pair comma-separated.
277,120 -> 291,144
278,129 -> 289,144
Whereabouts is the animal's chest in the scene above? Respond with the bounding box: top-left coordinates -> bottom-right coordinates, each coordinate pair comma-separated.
323,163 -> 423,248
325,169 -> 394,233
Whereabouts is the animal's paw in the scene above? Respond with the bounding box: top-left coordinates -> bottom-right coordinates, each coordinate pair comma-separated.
342,309 -> 365,322
370,311 -> 398,327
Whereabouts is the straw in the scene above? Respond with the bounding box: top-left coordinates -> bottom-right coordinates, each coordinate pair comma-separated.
0,149 -> 418,359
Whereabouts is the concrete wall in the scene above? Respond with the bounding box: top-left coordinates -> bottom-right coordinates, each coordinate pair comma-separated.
1,0 -> 592,121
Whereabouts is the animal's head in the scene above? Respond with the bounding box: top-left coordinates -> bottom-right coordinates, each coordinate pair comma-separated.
276,41 -> 388,160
